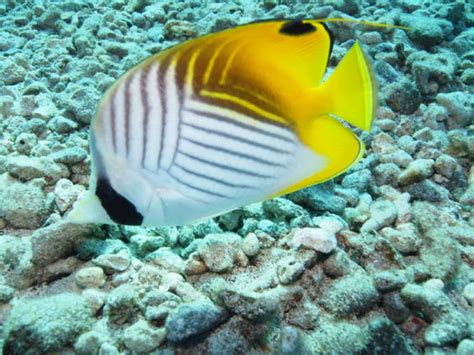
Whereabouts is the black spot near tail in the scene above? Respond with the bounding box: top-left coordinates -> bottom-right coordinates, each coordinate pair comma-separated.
96,177 -> 143,225
279,20 -> 316,36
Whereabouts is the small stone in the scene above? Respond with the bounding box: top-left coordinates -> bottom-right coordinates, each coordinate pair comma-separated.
82,289 -> 106,315
423,279 -> 445,291
320,273 -> 379,317
406,180 -> 450,202
383,292 -> 411,324
54,178 -> 84,213
75,331 -> 109,355
434,154 -> 459,178
6,155 -> 45,181
184,253 -> 207,275
14,133 -> 37,155
398,159 -> 435,186
130,234 -> 164,257
289,227 -> 337,254
75,267 -> 106,289
146,247 -> 185,274
47,116 -> 78,134
0,284 -> 15,303
3,62 -> 26,85
457,339 -> 474,355
401,283 -> 468,346
42,256 -> 79,282
373,270 -> 408,292
50,147 -> 87,165
122,320 -> 166,353
277,250 -> 317,285
385,79 -> 421,114
165,300 -> 228,343
104,284 -> 140,325
93,250 -> 131,274
219,288 -> 279,322
241,233 -> 260,257
278,326 -> 307,355
322,249 -> 364,278
360,31 -> 382,45
380,223 -> 421,254
360,200 -> 397,233
462,282 -> 474,305
198,233 -> 242,273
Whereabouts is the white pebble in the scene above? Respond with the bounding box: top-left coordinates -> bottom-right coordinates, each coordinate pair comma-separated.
289,227 -> 337,254
242,233 -> 260,257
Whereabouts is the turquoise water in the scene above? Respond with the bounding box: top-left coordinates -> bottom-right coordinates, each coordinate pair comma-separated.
0,0 -> 473,354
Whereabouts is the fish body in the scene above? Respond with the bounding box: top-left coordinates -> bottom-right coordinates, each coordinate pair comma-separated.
68,19 -> 376,226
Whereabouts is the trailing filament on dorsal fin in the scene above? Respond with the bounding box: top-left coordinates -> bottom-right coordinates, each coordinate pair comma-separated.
315,17 -> 411,31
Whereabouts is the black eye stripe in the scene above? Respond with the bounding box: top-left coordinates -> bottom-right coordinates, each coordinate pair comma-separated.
279,20 -> 317,36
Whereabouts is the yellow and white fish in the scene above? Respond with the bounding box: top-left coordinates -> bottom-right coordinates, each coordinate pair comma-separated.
67,19 -> 376,226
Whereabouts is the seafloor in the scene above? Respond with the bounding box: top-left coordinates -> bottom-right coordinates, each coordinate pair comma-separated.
0,0 -> 473,354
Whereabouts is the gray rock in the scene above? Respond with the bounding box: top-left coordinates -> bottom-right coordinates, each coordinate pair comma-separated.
198,233 -> 243,273
31,222 -> 98,267
436,91 -> 473,129
219,288 -> 279,322
383,292 -> 411,324
241,233 -> 260,257
290,227 -> 338,254
374,163 -> 401,186
0,284 -> 15,303
262,197 -> 309,222
54,178 -> 84,213
320,273 -> 379,317
75,266 -> 105,289
47,116 -> 78,134
5,155 -> 45,181
457,339 -> 474,355
122,320 -> 166,353
14,133 -> 37,155
277,250 -> 317,285
373,270 -> 408,292
462,282 -> 474,305
75,331 -> 109,355
341,169 -> 373,193
406,180 -> 450,202
3,293 -> 93,354
362,317 -> 417,355
400,14 -> 452,47
146,247 -> 185,274
130,234 -> 164,257
322,249 -> 364,278
165,300 -> 228,343
384,79 -> 421,114
401,284 -> 468,346
278,326 -> 308,355
93,250 -> 131,274
206,316 -> 267,355
50,147 -> 88,165
398,159 -> 435,186
434,154 -> 459,179
0,182 -> 52,229
420,229 -> 460,281
287,182 -> 346,214
360,200 -> 397,233
104,284 -> 140,325
380,223 -> 421,254
3,62 -> 26,85
82,289 -> 106,315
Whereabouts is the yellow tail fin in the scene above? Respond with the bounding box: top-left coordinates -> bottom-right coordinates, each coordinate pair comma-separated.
322,41 -> 376,131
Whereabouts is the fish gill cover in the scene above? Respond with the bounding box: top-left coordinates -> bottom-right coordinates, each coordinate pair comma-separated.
0,0 -> 473,354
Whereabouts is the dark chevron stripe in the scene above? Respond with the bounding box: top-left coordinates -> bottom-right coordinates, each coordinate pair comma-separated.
110,87 -> 118,153
186,107 -> 295,144
174,162 -> 253,188
169,170 -> 230,198
157,55 -> 172,168
177,149 -> 272,179
124,74 -> 133,157
140,65 -> 151,167
182,137 -> 284,167
181,121 -> 291,154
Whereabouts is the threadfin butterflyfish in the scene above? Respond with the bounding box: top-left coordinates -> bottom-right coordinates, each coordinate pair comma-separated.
67,19 -> 377,227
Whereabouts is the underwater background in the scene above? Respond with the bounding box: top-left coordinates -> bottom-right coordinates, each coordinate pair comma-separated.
0,0 -> 473,354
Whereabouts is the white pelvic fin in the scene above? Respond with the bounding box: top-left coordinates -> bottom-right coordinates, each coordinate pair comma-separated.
65,190 -> 114,225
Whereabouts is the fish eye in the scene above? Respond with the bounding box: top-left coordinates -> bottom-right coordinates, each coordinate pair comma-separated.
279,20 -> 317,36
